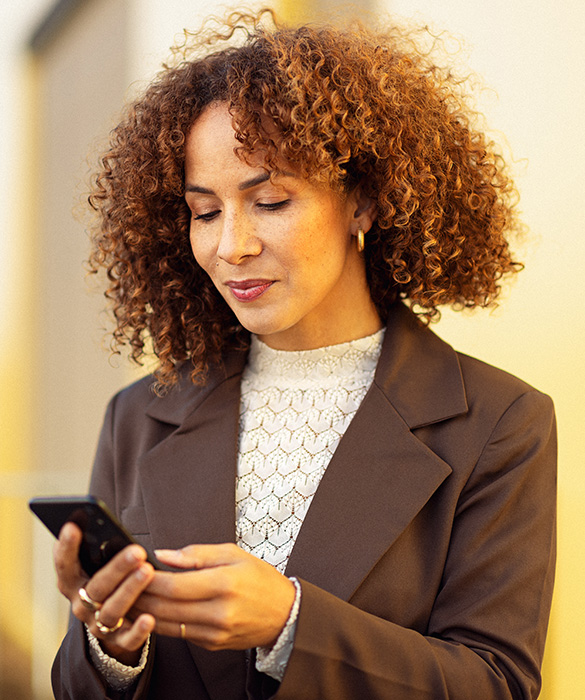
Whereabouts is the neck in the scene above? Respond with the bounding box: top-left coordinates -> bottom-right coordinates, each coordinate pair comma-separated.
259,298 -> 383,351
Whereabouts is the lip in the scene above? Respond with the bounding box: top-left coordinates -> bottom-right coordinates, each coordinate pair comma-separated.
225,279 -> 274,302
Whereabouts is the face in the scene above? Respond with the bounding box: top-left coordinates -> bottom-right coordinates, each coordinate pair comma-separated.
184,102 -> 380,350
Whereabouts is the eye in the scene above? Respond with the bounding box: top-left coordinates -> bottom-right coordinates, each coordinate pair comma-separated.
257,199 -> 290,211
193,209 -> 220,222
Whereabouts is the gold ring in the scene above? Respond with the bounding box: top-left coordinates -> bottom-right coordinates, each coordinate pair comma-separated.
94,609 -> 124,634
78,587 -> 101,612
180,622 -> 186,640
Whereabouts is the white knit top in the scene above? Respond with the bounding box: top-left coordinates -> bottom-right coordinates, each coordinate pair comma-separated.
236,330 -> 385,571
89,328 -> 385,689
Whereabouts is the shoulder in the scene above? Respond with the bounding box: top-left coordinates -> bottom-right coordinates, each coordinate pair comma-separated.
378,304 -> 555,432
456,351 -> 554,421
108,372 -> 159,414
431,350 -> 556,489
105,346 -> 249,429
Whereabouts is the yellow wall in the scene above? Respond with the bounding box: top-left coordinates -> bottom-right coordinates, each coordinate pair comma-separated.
0,54 -> 39,697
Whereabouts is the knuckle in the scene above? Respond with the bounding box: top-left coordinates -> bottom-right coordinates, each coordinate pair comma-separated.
211,628 -> 230,650
213,605 -> 235,633
213,570 -> 232,596
56,579 -> 70,597
201,633 -> 225,652
70,600 -> 88,621
222,543 -> 239,556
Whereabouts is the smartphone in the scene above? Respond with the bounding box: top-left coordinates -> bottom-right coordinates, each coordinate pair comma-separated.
29,495 -> 159,576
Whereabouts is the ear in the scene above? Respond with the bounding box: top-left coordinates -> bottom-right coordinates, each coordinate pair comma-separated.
350,188 -> 377,234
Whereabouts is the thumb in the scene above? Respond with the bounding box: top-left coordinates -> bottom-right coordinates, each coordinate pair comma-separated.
154,543 -> 242,569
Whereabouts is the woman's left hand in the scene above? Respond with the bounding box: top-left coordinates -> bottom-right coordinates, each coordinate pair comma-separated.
132,544 -> 296,650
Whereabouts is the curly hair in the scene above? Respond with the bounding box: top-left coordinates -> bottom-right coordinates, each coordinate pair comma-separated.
88,8 -> 523,389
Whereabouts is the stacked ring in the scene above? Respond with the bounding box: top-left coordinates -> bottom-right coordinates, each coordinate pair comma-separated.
94,609 -> 124,634
78,587 -> 101,612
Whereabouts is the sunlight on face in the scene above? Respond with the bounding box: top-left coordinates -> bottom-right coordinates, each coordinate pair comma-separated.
185,102 -> 380,350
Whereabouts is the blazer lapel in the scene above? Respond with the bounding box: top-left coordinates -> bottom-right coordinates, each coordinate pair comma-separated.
139,349 -> 247,550
284,385 -> 453,599
285,303 -> 468,600
138,350 -> 248,700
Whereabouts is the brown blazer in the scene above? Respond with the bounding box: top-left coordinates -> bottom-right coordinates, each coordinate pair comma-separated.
52,303 -> 557,700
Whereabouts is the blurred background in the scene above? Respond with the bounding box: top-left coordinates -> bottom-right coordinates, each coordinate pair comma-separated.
0,0 -> 583,697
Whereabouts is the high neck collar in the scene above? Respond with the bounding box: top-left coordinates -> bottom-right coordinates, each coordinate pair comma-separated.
244,329 -> 385,388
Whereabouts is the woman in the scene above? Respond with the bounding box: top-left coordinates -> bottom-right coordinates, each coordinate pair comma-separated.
52,10 -> 556,700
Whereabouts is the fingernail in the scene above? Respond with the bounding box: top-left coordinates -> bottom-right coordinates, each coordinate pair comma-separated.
140,616 -> 154,632
135,565 -> 148,581
126,546 -> 143,563
61,523 -> 75,541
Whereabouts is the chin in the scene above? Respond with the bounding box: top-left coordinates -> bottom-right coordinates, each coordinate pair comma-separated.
231,311 -> 283,338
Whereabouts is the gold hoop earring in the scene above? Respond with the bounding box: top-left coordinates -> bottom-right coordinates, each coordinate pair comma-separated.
357,228 -> 365,253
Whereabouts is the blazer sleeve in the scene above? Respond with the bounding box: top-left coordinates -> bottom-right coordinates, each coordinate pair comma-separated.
51,395 -> 155,700
264,390 -> 557,700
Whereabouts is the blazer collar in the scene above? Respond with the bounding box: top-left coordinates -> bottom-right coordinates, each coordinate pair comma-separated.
144,302 -> 467,431
374,302 -> 468,428
144,346 -> 248,427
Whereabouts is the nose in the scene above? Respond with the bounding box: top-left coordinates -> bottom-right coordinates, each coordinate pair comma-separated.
217,210 -> 262,265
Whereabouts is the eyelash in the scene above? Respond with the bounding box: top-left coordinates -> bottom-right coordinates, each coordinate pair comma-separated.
258,199 -> 290,211
193,210 -> 220,222
192,199 -> 290,222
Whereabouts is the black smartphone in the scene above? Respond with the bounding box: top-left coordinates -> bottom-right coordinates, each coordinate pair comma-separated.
29,495 -> 159,576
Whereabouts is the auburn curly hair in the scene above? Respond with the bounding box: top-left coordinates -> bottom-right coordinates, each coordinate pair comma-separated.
88,8 -> 522,389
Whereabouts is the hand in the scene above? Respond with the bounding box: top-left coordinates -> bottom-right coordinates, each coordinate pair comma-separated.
53,522 -> 156,665
133,543 -> 296,651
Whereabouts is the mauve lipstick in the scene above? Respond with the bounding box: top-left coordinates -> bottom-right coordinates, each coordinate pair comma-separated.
225,279 -> 274,301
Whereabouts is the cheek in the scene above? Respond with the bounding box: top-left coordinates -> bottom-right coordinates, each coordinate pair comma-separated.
189,229 -> 212,271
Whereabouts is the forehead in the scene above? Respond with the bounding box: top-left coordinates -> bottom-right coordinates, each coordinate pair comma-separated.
185,102 -> 269,174
187,103 -> 238,149
184,101 -> 341,193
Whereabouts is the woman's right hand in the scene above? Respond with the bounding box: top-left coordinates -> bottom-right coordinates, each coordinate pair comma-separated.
54,522 -> 156,665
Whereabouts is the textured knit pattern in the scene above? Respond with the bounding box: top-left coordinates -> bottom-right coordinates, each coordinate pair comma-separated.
236,330 -> 385,573
86,625 -> 150,690
89,328 -> 384,689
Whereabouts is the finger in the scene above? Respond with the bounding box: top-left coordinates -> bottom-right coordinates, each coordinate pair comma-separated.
151,614 -> 235,651
85,545 -> 148,603
94,613 -> 156,666
112,614 -> 156,653
154,543 -> 242,570
149,602 -> 271,651
71,546 -> 149,625
95,563 -> 155,628
132,589 -> 209,621
54,523 -> 85,599
144,567 -> 229,600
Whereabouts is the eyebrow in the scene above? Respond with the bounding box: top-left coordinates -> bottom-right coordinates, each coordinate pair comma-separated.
185,171 -> 295,195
